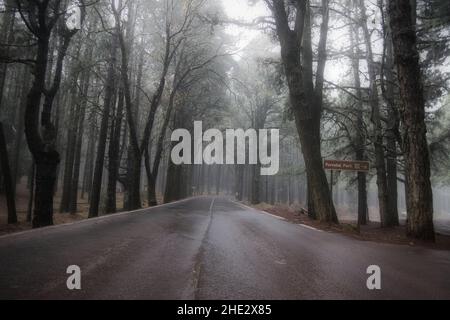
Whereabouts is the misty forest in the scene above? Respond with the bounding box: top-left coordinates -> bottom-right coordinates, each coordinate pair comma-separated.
0,0 -> 449,243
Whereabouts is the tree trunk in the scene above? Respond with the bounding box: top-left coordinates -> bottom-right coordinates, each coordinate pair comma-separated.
69,87 -> 88,214
144,146 -> 157,207
112,1 -> 142,211
307,174 -> 316,219
271,0 -> 337,223
388,0 -> 435,241
12,65 -> 29,189
81,113 -> 96,200
60,85 -> 79,212
0,121 -> 17,223
251,163 -> 261,205
0,0 -> 15,114
251,116 -> 265,205
33,152 -> 59,227
26,163 -> 35,222
349,13 -> 368,225
359,0 -> 391,226
384,21 -> 400,226
235,164 -> 244,201
107,90 -> 124,213
163,109 -> 193,203
25,37 -> 56,228
89,34 -> 118,218
125,152 -> 142,210
146,87 -> 179,207
59,44 -> 82,213
164,151 -> 182,203
21,3 -> 79,228
69,39 -> 93,214
216,166 -> 222,195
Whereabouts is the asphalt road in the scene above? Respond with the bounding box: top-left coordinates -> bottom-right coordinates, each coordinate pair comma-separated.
0,196 -> 449,300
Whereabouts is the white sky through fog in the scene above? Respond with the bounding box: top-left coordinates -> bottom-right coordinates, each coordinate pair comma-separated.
222,0 -> 268,21
221,0 -> 345,86
221,0 -> 270,58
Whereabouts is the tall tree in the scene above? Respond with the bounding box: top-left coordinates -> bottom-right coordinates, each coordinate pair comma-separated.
349,13 -> 368,226
358,0 -> 392,227
60,41 -> 83,213
17,0 -> 83,227
388,0 -> 435,240
69,41 -> 93,214
113,0 -> 208,209
89,26 -> 118,218
266,0 -> 338,223
380,0 -> 400,226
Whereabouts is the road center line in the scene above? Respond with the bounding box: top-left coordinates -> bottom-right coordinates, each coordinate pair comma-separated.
209,197 -> 215,214
192,197 -> 215,299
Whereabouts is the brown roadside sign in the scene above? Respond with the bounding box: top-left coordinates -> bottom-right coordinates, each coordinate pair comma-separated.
324,160 -> 370,172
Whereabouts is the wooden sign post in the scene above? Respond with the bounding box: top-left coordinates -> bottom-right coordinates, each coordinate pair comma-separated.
324,160 -> 370,172
323,160 -> 370,223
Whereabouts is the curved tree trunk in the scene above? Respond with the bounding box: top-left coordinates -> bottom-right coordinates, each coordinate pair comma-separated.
270,0 -> 337,223
25,36 -> 56,228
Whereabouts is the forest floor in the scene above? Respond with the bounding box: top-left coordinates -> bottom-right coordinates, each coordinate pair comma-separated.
0,182 -> 163,236
0,183 -> 89,236
247,202 -> 450,251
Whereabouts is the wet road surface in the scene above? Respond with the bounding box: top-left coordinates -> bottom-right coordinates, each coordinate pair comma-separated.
0,196 -> 449,299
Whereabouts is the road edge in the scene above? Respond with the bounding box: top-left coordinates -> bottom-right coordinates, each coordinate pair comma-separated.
0,196 -> 202,240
